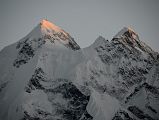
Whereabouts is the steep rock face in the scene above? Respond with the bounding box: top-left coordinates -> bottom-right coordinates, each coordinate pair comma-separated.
0,20 -> 159,120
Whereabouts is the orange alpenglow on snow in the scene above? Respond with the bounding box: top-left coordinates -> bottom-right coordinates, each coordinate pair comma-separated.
40,19 -> 69,38
40,19 -> 62,32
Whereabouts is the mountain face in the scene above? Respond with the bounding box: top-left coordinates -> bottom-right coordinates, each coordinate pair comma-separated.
0,20 -> 159,120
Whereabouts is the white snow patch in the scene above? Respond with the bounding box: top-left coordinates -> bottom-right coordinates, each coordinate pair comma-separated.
87,88 -> 120,120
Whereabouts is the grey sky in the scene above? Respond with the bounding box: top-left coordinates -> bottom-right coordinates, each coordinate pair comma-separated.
0,0 -> 159,52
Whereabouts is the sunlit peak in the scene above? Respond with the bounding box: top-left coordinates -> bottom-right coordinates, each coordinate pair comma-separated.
127,27 -> 137,35
40,19 -> 62,32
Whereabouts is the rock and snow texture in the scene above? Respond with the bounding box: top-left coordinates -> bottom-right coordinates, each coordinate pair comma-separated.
0,20 -> 159,120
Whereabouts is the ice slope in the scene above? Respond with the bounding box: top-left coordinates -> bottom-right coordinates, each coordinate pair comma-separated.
0,20 -> 159,120
87,88 -> 120,120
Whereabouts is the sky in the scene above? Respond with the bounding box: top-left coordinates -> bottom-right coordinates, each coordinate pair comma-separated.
0,0 -> 159,52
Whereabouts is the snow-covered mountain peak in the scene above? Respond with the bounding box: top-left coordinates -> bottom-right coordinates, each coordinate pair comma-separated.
113,27 -> 139,40
40,19 -> 61,32
39,19 -> 80,50
92,36 -> 108,47
10,20 -> 81,68
40,19 -> 68,37
112,27 -> 158,59
96,36 -> 106,41
17,19 -> 80,52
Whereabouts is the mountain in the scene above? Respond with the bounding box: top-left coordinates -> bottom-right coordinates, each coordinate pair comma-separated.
0,20 -> 159,120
